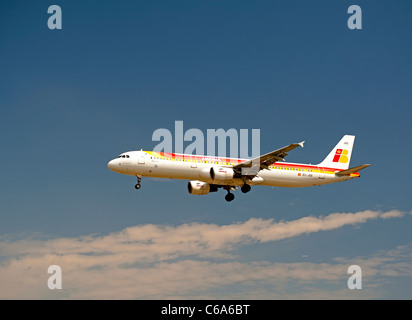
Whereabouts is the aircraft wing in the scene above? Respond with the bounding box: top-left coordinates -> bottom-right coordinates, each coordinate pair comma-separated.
233,141 -> 305,174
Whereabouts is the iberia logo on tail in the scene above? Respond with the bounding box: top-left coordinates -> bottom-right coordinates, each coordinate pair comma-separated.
333,149 -> 349,163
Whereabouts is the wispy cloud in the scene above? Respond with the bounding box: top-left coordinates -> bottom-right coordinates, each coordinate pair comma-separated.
0,209 -> 410,299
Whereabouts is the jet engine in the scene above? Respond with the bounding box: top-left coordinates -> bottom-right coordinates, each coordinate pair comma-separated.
187,180 -> 218,195
210,167 -> 235,181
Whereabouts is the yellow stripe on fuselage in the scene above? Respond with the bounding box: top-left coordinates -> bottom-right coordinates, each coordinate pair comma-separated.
143,151 -> 359,176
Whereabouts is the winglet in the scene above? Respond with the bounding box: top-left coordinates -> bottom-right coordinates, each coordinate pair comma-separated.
298,141 -> 305,148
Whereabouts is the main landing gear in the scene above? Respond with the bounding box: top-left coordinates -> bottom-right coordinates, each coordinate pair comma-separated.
241,184 -> 251,193
135,175 -> 142,189
223,184 -> 252,202
223,185 -> 236,202
225,192 -> 235,202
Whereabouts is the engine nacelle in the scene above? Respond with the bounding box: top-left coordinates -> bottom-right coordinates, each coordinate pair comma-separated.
210,167 -> 235,181
199,167 -> 212,180
187,180 -> 218,195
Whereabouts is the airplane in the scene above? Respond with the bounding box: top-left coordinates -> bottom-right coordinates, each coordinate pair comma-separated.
107,135 -> 370,202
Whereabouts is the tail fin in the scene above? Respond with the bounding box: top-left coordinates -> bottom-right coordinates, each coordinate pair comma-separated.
317,135 -> 355,170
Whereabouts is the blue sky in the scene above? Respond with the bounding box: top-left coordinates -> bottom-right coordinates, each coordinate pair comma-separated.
1,1 -> 411,299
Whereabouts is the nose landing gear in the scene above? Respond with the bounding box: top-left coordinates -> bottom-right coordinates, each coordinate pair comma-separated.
135,175 -> 142,189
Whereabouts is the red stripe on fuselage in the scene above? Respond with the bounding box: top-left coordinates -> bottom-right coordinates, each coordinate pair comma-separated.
149,151 -> 357,175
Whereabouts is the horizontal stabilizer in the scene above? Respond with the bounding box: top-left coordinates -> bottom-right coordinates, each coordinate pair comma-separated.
335,164 -> 371,176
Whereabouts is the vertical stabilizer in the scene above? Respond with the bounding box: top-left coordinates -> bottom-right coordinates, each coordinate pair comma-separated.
317,135 -> 355,170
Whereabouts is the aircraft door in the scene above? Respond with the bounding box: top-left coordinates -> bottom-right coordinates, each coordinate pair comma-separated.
190,156 -> 197,168
138,154 -> 145,164
317,167 -> 325,179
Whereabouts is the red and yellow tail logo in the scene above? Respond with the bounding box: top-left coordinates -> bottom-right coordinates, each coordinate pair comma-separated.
333,149 -> 349,163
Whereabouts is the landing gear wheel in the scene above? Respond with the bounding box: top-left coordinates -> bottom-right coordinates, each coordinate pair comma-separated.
241,184 -> 251,193
135,183 -> 141,189
225,193 -> 235,202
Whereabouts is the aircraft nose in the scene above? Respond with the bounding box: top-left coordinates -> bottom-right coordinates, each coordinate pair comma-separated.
107,159 -> 116,171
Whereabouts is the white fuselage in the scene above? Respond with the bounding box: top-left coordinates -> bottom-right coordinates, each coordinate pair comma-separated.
107,150 -> 358,188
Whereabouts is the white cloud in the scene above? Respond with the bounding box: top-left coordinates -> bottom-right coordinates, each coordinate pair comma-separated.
0,209 -> 410,299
